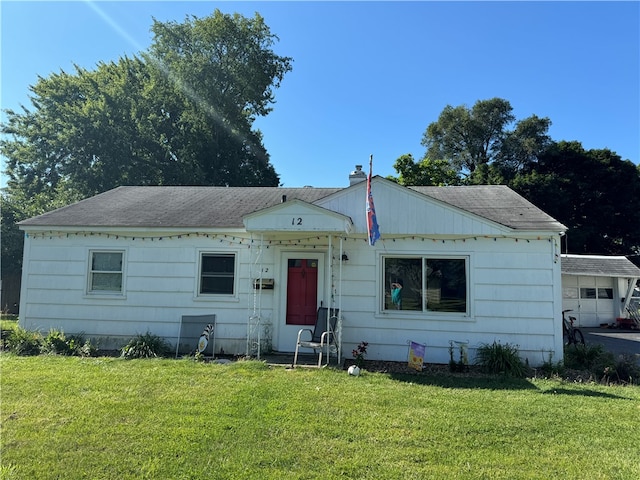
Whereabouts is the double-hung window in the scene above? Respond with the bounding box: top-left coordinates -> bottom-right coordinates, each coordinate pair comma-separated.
199,253 -> 236,295
383,256 -> 468,314
89,250 -> 124,294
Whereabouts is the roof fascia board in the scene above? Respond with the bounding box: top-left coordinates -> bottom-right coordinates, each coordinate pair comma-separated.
19,225 -> 248,235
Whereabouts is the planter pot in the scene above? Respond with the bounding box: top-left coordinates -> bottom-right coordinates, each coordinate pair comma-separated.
347,365 -> 360,376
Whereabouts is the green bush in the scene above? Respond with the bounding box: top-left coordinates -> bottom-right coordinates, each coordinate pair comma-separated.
5,327 -> 43,356
563,344 -> 639,385
41,329 -> 74,355
594,353 -> 640,385
476,341 -> 526,377
121,332 -> 171,359
78,338 -> 98,357
539,350 -> 565,377
564,343 -> 605,370
40,329 -> 96,356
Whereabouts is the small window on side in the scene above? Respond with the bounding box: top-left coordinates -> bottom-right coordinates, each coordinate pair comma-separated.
89,251 -> 123,293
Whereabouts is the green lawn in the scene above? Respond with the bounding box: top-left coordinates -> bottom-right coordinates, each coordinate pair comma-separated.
1,355 -> 639,479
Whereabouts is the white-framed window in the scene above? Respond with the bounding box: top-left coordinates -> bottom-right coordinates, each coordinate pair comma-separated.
383,255 -> 468,314
199,253 -> 236,295
88,250 -> 124,294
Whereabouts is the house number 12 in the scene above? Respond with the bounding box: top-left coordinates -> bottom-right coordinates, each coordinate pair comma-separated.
292,217 -> 303,225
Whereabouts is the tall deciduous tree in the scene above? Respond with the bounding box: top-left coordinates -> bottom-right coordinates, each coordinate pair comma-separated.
494,114 -> 553,179
143,10 -> 292,187
511,141 -> 640,255
423,98 -> 515,179
1,10 -> 292,201
421,98 -> 553,184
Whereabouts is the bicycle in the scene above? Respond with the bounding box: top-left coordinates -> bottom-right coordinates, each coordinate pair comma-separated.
562,309 -> 585,346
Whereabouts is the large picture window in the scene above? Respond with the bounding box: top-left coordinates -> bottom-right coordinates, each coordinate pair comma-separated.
383,256 -> 468,313
200,253 -> 236,295
89,251 -> 124,293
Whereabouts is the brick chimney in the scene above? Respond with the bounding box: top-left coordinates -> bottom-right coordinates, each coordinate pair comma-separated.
349,165 -> 367,185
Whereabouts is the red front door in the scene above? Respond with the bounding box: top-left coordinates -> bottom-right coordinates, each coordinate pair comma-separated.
286,258 -> 318,325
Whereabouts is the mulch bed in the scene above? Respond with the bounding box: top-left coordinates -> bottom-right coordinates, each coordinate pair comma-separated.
345,359 -> 486,376
344,359 -> 600,383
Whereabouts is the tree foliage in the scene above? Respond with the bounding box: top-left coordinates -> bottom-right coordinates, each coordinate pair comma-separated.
391,98 -> 639,256
1,10 -> 292,201
511,141 -> 640,255
423,98 -> 515,178
392,154 -> 460,186
421,98 -> 553,184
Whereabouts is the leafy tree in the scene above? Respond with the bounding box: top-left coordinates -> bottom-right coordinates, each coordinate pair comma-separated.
494,114 -> 553,180
511,141 -> 640,255
391,154 -> 460,186
2,58 -> 163,199
143,11 -> 292,187
423,98 -> 515,179
421,98 -> 553,184
1,10 -> 291,200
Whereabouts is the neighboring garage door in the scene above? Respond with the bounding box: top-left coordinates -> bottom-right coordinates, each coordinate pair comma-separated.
562,275 -> 615,327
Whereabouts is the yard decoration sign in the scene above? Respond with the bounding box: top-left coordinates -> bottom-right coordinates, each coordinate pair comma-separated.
408,341 -> 425,371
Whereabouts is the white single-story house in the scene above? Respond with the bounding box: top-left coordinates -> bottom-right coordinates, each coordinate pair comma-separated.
561,254 -> 640,327
18,169 -> 568,365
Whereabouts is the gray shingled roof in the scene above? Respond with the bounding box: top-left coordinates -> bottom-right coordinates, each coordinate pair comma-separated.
19,186 -> 342,228
410,185 -> 566,231
561,254 -> 640,277
19,181 -> 566,232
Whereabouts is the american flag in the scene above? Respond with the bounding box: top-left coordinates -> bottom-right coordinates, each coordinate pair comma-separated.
366,155 -> 381,246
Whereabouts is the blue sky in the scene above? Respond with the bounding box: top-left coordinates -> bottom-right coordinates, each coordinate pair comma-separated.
1,1 -> 638,188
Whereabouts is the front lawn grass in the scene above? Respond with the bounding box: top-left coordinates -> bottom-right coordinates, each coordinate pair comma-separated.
1,355 -> 639,479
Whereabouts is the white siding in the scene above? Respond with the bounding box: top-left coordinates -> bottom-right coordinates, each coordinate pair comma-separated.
20,233 -> 275,352
19,185 -> 564,365
334,235 -> 563,366
317,181 -> 511,237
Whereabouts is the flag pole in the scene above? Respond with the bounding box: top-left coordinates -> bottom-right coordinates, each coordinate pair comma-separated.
366,154 -> 381,246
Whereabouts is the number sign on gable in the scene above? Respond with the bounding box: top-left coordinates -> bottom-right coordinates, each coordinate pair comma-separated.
243,199 -> 353,233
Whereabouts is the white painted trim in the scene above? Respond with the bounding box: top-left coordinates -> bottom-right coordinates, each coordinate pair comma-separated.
84,248 -> 128,298
193,248 -> 241,301
376,251 -> 472,319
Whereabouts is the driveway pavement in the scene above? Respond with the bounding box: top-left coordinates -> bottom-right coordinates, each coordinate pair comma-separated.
583,328 -> 640,363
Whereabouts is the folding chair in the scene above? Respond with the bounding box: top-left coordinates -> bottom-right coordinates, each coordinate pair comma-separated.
293,307 -> 339,368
